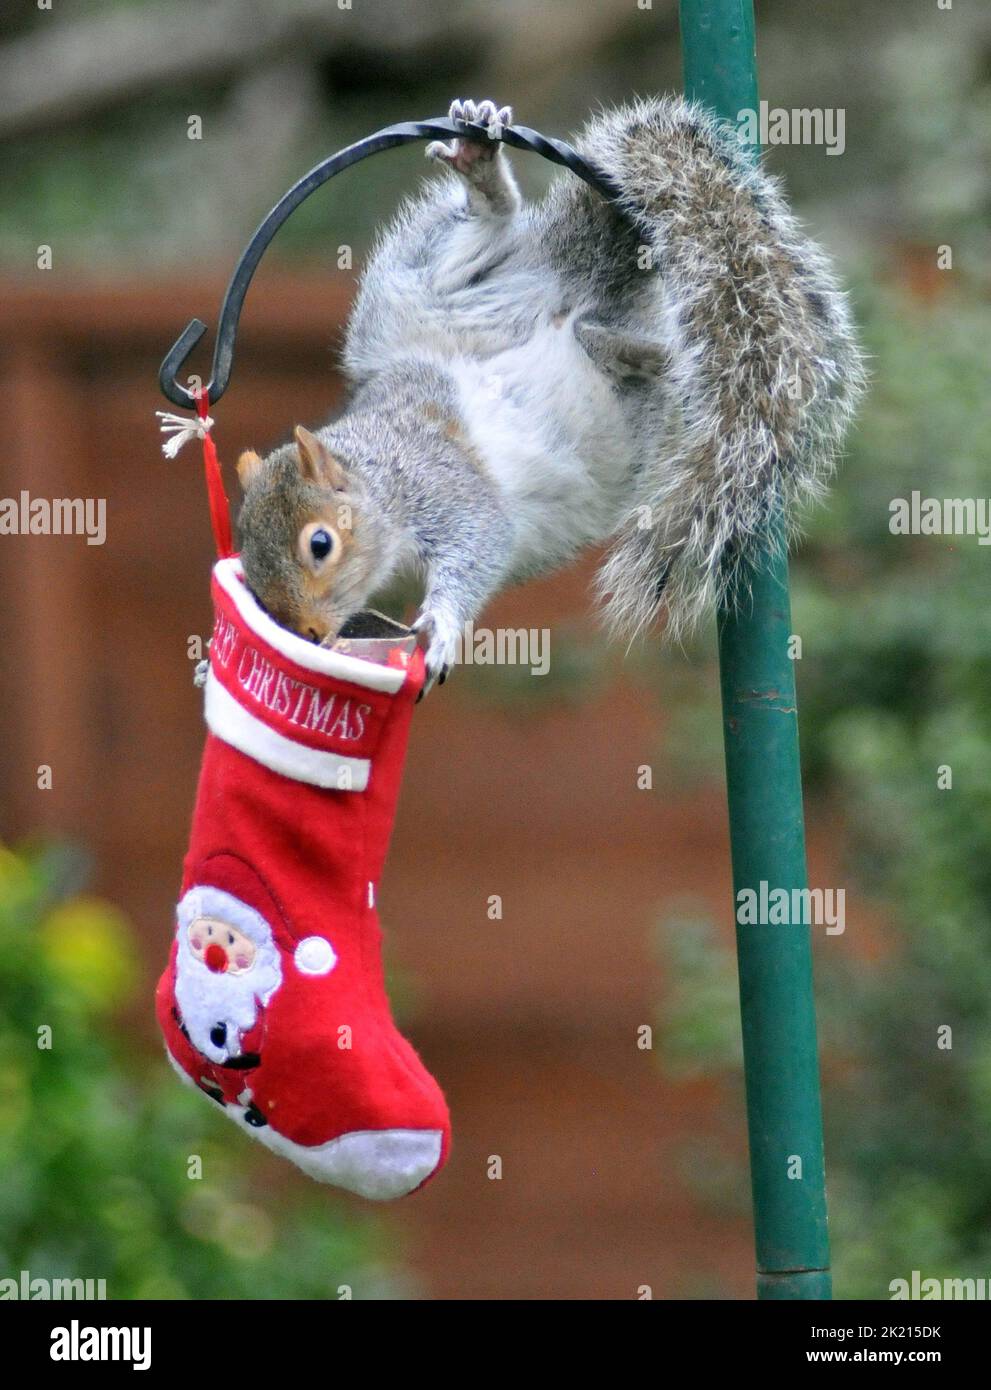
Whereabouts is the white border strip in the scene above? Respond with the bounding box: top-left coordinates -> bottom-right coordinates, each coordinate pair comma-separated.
205,671 -> 370,790
214,557 -> 406,695
167,1051 -> 442,1199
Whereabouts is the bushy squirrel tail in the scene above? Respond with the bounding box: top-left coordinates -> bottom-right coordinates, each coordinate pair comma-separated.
577,97 -> 866,642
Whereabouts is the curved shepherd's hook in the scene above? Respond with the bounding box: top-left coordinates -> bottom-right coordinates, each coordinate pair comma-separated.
158,116 -> 620,410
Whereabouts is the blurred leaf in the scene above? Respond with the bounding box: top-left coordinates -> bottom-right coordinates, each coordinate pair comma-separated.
40,898 -> 139,1014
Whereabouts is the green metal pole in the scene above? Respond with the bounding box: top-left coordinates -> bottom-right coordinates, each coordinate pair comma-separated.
678,0 -> 832,1300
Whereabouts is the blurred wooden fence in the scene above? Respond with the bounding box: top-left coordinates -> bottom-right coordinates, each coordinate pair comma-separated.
0,275 -> 752,1299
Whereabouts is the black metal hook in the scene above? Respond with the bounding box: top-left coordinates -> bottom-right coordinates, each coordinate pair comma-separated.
158,116 -> 621,409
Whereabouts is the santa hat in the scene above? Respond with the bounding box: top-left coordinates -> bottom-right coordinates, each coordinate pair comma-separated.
176,884 -> 275,948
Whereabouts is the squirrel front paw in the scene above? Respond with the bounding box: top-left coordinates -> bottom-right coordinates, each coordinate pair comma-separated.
412,609 -> 461,698
426,98 -> 513,173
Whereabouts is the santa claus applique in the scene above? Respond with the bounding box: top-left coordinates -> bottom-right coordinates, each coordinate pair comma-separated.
157,557 -> 450,1200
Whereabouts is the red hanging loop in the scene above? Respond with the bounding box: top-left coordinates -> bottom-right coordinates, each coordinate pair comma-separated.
194,389 -> 234,559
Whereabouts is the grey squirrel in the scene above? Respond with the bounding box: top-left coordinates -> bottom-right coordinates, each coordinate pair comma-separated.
236,96 -> 864,688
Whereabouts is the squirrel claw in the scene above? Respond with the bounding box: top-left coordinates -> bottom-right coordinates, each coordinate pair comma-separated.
449,98 -> 512,132
416,663 -> 449,702
412,611 -> 458,696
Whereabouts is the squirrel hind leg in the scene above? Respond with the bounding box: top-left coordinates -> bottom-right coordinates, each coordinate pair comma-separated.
574,319 -> 670,383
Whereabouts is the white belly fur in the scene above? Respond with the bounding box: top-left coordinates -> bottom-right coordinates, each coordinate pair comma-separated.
450,316 -> 634,577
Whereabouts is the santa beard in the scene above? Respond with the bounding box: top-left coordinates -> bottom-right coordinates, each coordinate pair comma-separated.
175,928 -> 283,1066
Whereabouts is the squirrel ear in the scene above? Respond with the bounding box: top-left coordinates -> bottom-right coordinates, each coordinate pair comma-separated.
236,449 -> 263,490
293,425 -> 347,489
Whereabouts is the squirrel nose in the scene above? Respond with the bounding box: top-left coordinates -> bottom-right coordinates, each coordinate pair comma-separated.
205,943 -> 228,973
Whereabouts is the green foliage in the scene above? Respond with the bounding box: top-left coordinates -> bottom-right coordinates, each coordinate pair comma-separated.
656,907 -> 742,1080
796,286 -> 991,1295
0,842 -> 404,1300
657,285 -> 991,1297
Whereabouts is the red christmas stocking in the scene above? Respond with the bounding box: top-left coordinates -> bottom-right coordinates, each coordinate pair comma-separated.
156,557 -> 450,1200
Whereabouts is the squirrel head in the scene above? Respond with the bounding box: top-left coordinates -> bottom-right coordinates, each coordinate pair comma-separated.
235,425 -> 380,645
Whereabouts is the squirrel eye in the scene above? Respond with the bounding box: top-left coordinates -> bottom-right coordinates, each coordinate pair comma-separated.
309,528 -> 334,562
